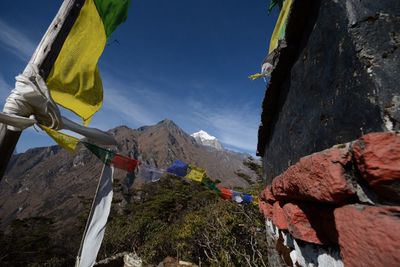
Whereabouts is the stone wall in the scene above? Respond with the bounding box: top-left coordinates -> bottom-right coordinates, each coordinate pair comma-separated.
258,132 -> 400,267
257,0 -> 400,183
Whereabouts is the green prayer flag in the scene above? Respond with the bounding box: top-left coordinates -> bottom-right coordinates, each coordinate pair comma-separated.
83,142 -> 115,163
202,177 -> 221,193
94,0 -> 131,37
268,0 -> 284,13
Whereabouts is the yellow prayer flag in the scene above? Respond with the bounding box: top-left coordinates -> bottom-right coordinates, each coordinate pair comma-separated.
185,166 -> 206,183
41,125 -> 80,152
269,0 -> 293,53
252,196 -> 260,206
43,0 -> 130,151
46,0 -> 106,125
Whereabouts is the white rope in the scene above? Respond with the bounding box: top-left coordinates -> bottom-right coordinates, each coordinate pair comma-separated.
0,64 -> 116,145
1,64 -> 61,130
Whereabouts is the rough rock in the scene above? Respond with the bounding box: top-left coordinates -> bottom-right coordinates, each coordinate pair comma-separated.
272,146 -> 355,204
353,132 -> 400,201
272,202 -> 289,230
334,204 -> 400,267
283,203 -> 336,245
259,200 -> 274,220
262,185 -> 276,203
258,0 -> 400,183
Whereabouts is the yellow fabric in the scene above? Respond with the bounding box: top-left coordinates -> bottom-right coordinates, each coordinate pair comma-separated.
269,0 -> 293,53
185,166 -> 206,183
248,73 -> 264,80
252,196 -> 259,206
40,125 -> 80,152
46,0 -> 106,125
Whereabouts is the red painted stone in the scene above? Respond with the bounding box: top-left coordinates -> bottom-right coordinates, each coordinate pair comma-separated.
272,202 -> 288,230
283,203 -> 336,245
262,186 -> 276,204
272,146 -> 355,203
334,204 -> 400,267
353,132 -> 400,187
259,200 -> 274,220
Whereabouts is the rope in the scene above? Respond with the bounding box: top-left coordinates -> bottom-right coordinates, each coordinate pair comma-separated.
1,64 -> 61,130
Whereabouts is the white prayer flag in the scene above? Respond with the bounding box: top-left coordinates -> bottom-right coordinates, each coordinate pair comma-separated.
76,163 -> 114,267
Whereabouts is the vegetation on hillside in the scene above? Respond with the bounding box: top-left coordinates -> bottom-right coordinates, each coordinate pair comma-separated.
0,159 -> 268,266
100,175 -> 268,266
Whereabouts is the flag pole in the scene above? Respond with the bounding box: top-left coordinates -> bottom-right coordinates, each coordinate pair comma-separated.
0,0 -> 85,179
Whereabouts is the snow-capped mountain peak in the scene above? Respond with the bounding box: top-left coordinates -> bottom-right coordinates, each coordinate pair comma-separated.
191,130 -> 223,150
192,130 -> 216,141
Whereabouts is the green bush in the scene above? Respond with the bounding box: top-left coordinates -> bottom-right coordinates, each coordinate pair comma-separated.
100,175 -> 268,266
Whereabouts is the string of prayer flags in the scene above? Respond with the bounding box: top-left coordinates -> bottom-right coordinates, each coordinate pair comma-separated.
185,165 -> 206,183
167,160 -> 188,177
82,142 -> 140,172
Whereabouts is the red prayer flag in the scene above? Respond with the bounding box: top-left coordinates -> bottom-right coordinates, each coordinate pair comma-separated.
110,154 -> 140,172
220,187 -> 233,200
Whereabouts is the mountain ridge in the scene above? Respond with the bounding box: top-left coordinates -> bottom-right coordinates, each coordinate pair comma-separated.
0,119 -> 259,231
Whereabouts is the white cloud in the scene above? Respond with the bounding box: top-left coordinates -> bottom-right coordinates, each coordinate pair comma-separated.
0,18 -> 36,61
101,76 -> 164,126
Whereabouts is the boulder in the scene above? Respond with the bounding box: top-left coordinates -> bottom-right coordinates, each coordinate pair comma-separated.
262,185 -> 276,203
283,203 -> 336,245
334,204 -> 400,267
353,132 -> 400,201
272,146 -> 355,204
259,200 -> 274,220
272,202 -> 289,230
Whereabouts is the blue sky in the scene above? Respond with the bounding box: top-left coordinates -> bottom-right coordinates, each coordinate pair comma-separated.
0,0 -> 278,154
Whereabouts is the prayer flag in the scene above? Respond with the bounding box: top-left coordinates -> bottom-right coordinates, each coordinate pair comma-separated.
167,160 -> 188,177
41,125 -> 80,152
242,194 -> 253,204
82,142 -> 140,172
269,0 -> 293,53
47,0 -> 130,124
76,162 -> 114,267
252,196 -> 259,206
45,0 -> 130,149
202,178 -> 221,194
185,166 -> 206,183
268,0 -> 284,13
219,187 -> 233,200
232,191 -> 243,203
139,166 -> 164,182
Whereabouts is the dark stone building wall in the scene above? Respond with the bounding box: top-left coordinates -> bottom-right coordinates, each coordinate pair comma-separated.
258,0 -> 400,183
